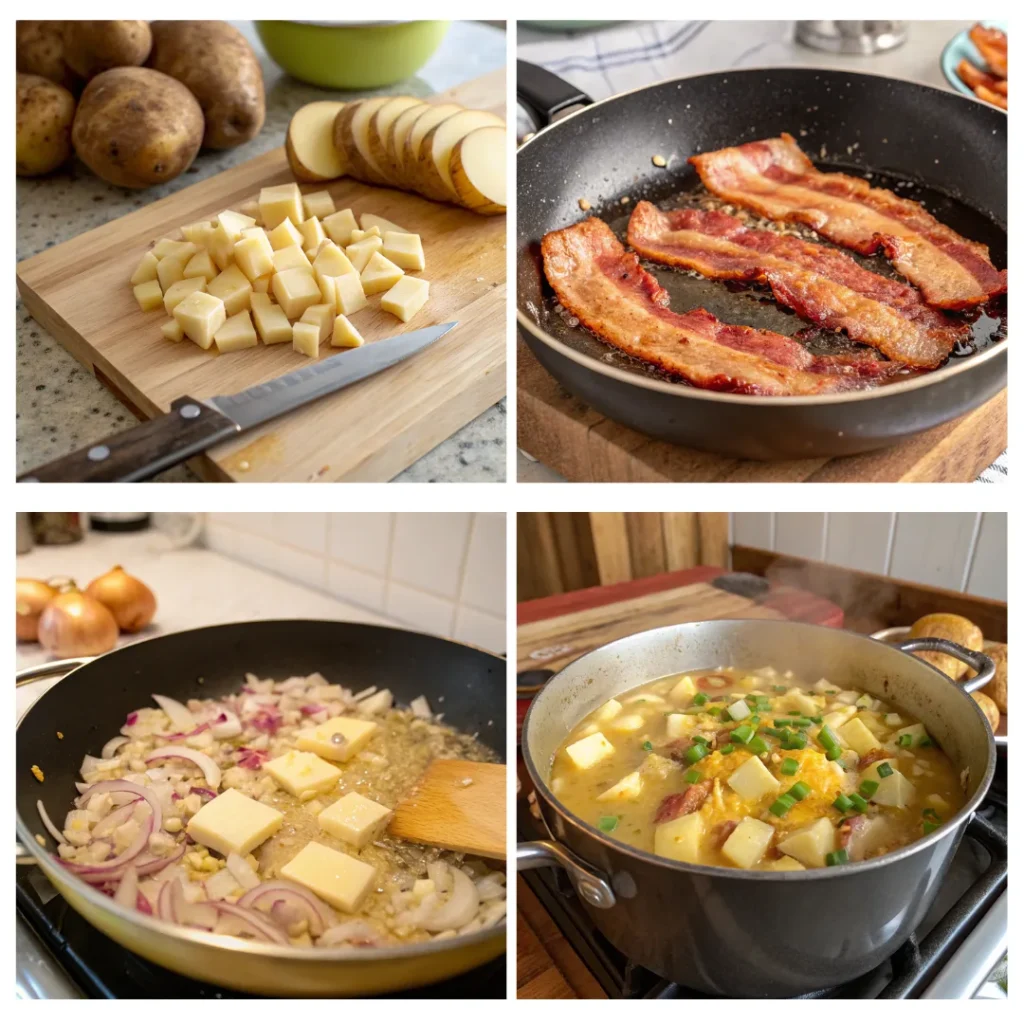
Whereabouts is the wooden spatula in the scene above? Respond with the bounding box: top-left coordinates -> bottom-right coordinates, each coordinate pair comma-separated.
388,759 -> 506,860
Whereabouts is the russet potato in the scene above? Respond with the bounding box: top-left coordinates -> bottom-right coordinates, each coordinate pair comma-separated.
16,21 -> 81,92
62,21 -> 152,79
16,73 -> 76,177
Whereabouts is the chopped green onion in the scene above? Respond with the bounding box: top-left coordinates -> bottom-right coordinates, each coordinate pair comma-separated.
747,736 -> 770,756
780,757 -> 799,776
919,736 -> 933,748
755,698 -> 773,711
685,742 -> 708,764
825,849 -> 849,866
782,733 -> 808,750
764,727 -> 785,740
787,781 -> 811,801
693,693 -> 708,706
898,733 -> 913,748
684,769 -> 702,785
719,744 -> 735,755
922,821 -> 939,835
790,717 -> 813,728
730,724 -> 755,745
773,685 -> 787,693
598,816 -> 619,833
750,715 -> 761,725
773,718 -> 793,728
642,740 -> 653,751
877,762 -> 894,779
859,780 -> 879,798
818,724 -> 842,760
849,793 -> 869,813
770,794 -> 797,817
922,808 -> 941,822
809,715 -> 823,724
833,794 -> 854,812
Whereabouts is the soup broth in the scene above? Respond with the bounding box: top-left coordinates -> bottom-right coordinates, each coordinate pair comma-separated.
550,666 -> 965,871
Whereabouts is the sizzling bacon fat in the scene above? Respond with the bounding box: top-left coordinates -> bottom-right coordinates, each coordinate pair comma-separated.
540,217 -> 897,396
690,134 -> 1007,310
627,202 -> 967,369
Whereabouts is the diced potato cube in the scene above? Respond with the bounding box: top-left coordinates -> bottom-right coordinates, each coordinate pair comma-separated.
259,183 -> 303,229
873,770 -> 915,808
822,707 -> 857,732
381,231 -> 425,272
272,244 -> 312,274
217,209 -> 257,242
160,319 -> 184,342
839,717 -> 880,758
234,231 -> 275,281
207,264 -> 253,316
380,276 -> 429,322
606,713 -> 645,734
186,787 -> 283,856
333,272 -> 367,316
350,226 -> 381,242
860,758 -> 899,784
163,276 -> 206,315
214,310 -> 259,353
265,750 -> 342,801
765,855 -> 806,872
564,732 -> 614,770
252,274 -> 272,294
597,772 -> 642,802
721,817 -> 775,869
156,254 -> 187,291
153,238 -> 195,260
322,208 -> 358,246
173,292 -> 227,350
299,217 -> 326,253
360,252 -> 404,295
670,676 -> 697,704
272,268 -> 321,320
316,270 -> 336,308
133,279 -> 163,312
280,841 -> 375,913
346,235 -> 383,273
594,699 -> 622,722
777,817 -> 835,867
360,212 -> 408,235
313,241 -> 355,278
292,320 -> 321,358
268,217 -> 304,251
654,812 -> 703,863
895,723 -> 930,747
318,792 -> 391,848
251,300 -> 292,345
727,699 -> 751,721
727,755 -> 780,802
184,249 -> 218,283
206,223 -> 237,271
665,713 -> 691,740
130,251 -> 159,285
300,303 -> 334,344
237,199 -> 262,225
783,690 -> 822,717
296,716 -> 378,762
925,792 -> 951,814
180,221 -> 213,245
331,313 -> 365,349
302,190 -> 336,220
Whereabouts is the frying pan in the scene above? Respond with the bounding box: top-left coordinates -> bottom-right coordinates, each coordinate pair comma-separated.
517,63 -> 1008,460
16,620 -> 506,997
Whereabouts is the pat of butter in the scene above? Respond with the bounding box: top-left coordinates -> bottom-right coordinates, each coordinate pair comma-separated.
185,787 -> 283,856
296,716 -> 377,762
264,750 -> 342,800
279,840 -> 376,913
380,276 -> 428,322
173,291 -> 226,350
318,792 -> 391,848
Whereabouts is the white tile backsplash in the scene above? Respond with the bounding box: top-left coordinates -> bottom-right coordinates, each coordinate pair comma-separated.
203,512 -> 505,652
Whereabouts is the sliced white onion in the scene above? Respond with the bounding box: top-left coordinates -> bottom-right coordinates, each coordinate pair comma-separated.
81,754 -> 123,775
317,920 -> 382,947
114,865 -> 139,910
204,867 -> 240,902
238,880 -> 329,936
212,902 -> 289,944
358,689 -> 393,714
351,685 -> 377,702
211,708 -> 242,739
474,872 -> 506,902
93,799 -> 141,838
146,746 -> 221,790
152,693 -> 197,732
226,852 -> 261,891
36,799 -> 66,846
101,736 -> 130,759
410,695 -> 433,719
418,865 -> 479,932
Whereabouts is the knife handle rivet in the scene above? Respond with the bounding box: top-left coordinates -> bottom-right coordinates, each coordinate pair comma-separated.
179,404 -> 201,420
87,445 -> 110,462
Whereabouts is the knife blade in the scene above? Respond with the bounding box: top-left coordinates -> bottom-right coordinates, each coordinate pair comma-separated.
18,322 -> 456,483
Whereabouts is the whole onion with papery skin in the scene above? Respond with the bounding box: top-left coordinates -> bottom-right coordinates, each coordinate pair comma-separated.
86,565 -> 156,633
16,578 -> 58,641
37,584 -> 118,657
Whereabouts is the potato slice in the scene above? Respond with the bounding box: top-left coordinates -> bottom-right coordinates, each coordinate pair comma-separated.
384,100 -> 430,187
333,98 -> 390,186
367,96 -> 421,185
417,109 -> 505,201
402,103 -> 462,193
286,100 -> 346,182
450,125 -> 506,214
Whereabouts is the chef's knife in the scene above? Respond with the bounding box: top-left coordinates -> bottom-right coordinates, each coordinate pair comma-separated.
18,322 -> 456,482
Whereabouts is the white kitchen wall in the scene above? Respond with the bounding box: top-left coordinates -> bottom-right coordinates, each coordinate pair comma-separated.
730,512 -> 1006,601
202,513 -> 506,653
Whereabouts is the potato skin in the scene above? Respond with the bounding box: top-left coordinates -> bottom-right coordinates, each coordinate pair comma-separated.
17,73 -> 76,177
62,21 -> 152,79
71,67 -> 203,188
907,613 -> 983,680
16,22 -> 81,92
147,21 -> 264,150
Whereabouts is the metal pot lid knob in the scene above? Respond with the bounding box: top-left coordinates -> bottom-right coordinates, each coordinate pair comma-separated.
517,839 -> 616,909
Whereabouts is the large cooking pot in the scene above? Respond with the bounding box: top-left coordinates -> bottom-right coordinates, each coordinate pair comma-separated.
518,619 -> 996,997
16,620 -> 505,997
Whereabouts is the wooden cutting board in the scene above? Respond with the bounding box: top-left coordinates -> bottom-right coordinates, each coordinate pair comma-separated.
518,342 -> 1007,483
16,71 -> 506,483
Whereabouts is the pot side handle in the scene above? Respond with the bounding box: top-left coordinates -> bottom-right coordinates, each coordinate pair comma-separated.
517,838 -> 616,909
893,638 -> 995,693
517,60 -> 593,130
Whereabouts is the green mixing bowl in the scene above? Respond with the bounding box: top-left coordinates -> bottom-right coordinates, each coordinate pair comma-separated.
255,21 -> 450,90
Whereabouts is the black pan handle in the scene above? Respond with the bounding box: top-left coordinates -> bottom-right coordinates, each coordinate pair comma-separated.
894,637 -> 995,693
517,59 -> 593,130
17,396 -> 239,482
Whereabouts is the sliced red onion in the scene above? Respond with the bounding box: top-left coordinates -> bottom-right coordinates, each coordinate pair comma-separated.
189,786 -> 218,801
36,799 -> 66,846
125,711 -> 139,727
136,890 -> 153,915
226,852 -> 261,891
247,709 -> 282,735
212,902 -> 289,944
238,880 -> 329,936
64,811 -> 153,879
146,746 -> 221,790
75,780 -> 162,834
152,693 -> 196,733
299,704 -> 326,716
235,748 -> 269,771
210,709 -> 242,739
155,723 -> 210,742
101,735 -> 130,759
157,879 -> 178,922
114,865 -> 139,910
81,753 -> 123,776
93,799 -> 141,838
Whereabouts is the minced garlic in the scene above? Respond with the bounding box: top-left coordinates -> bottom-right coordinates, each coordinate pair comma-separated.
31,765 -> 44,783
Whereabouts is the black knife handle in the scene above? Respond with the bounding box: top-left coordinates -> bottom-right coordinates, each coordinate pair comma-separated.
17,397 -> 239,482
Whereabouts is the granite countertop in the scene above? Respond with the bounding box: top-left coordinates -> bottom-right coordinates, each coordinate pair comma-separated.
16,20 -> 507,483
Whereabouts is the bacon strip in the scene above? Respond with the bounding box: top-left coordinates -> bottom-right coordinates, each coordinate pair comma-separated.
628,202 -> 966,369
690,134 -> 1007,309
540,217 -> 896,396
654,782 -> 713,824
